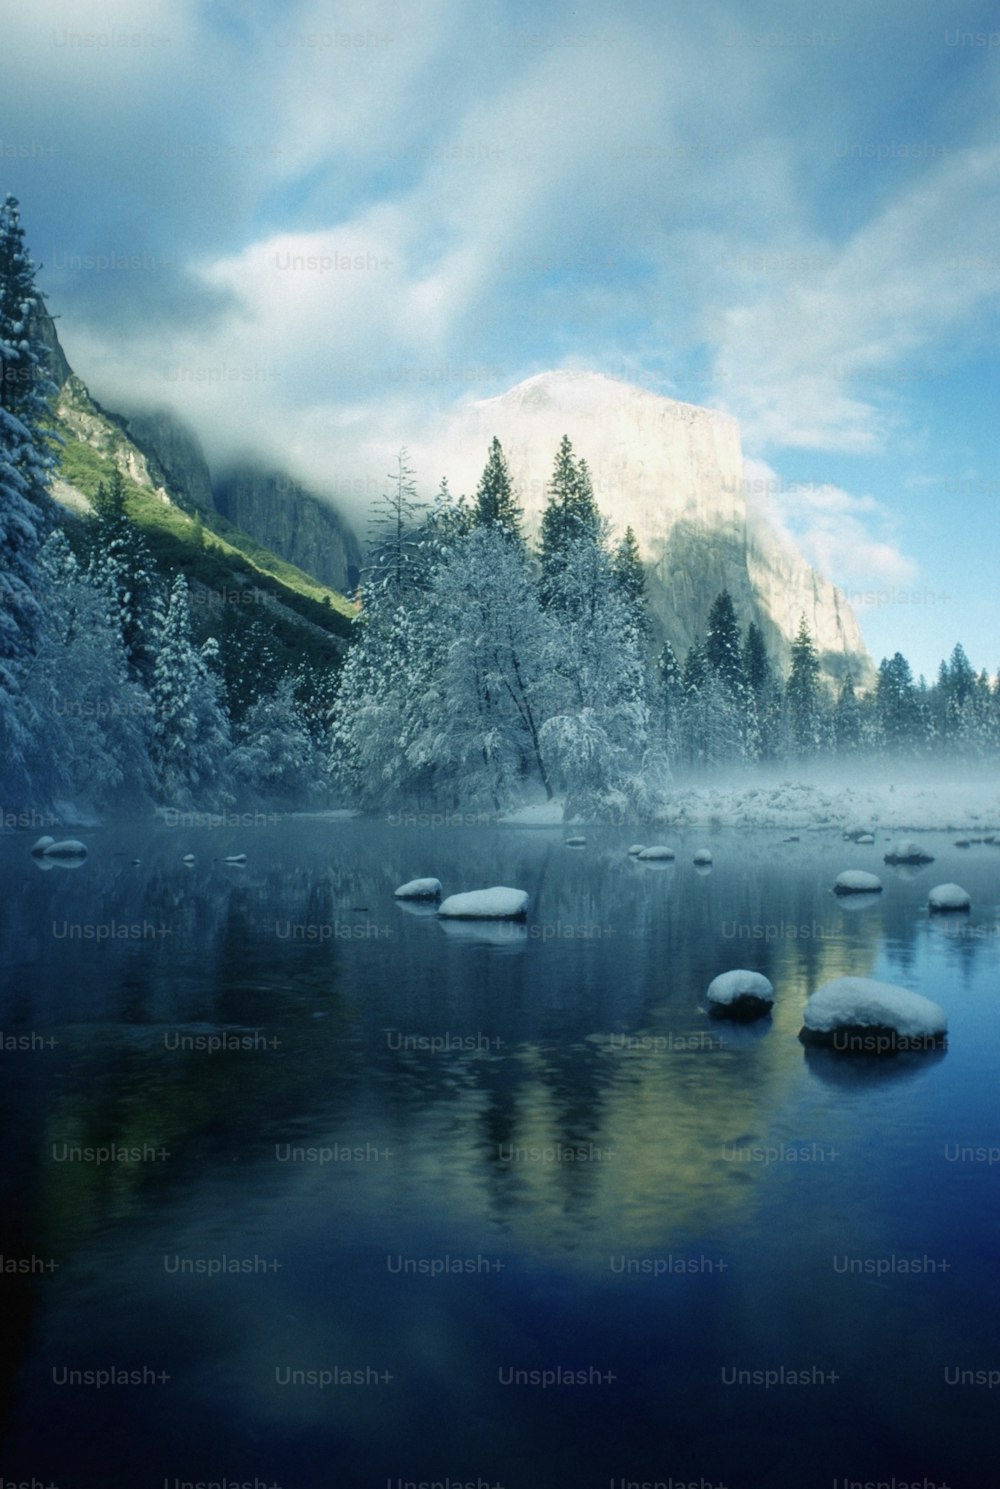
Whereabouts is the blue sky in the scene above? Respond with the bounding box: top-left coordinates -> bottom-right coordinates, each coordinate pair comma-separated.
5,0 -> 999,678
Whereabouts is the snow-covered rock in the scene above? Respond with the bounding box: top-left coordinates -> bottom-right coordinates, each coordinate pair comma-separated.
627,844 -> 646,855
693,848 -> 713,865
707,970 -> 774,1020
857,833 -> 875,845
565,836 -> 586,847
800,977 -> 947,1050
438,887 -> 529,920
42,839 -> 87,858
394,877 -> 443,899
833,870 -> 883,895
843,826 -> 873,842
637,845 -> 676,860
182,853 -> 195,864
884,839 -> 934,865
30,836 -> 55,855
928,883 -> 971,913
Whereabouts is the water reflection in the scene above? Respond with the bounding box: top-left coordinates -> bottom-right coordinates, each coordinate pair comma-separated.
1,820 -> 998,1483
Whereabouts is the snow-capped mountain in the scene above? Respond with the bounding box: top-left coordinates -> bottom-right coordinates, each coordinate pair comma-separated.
435,370 -> 872,683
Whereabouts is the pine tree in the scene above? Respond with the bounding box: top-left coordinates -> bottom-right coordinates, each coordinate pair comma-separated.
472,437 -> 522,541
150,575 -> 231,804
833,673 -> 862,753
538,436 -> 602,606
0,194 -> 58,493
784,616 -> 824,757
88,465 -> 160,686
874,651 -> 922,755
23,530 -> 154,808
0,196 -> 55,789
656,640 -> 684,755
611,527 -> 646,606
364,448 -> 427,605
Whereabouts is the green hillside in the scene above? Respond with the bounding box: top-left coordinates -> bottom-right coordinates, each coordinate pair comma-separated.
57,435 -> 358,647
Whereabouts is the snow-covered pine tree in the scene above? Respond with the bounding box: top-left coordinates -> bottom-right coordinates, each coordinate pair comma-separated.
23,529 -> 154,809
472,437 -> 523,542
874,651 -> 923,756
0,196 -> 57,793
538,436 -> 602,607
833,673 -> 862,754
363,448 -> 427,604
0,194 -> 57,498
150,574 -> 231,805
656,640 -> 684,758
611,526 -> 646,606
230,671 -> 326,804
783,616 -> 825,757
87,466 -> 161,687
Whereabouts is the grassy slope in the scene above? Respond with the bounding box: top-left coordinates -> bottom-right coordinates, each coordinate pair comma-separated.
58,436 -> 358,643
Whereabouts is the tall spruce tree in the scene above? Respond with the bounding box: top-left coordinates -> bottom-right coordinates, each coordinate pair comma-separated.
538,435 -> 602,606
364,448 -> 427,604
472,436 -> 522,541
784,615 -> 824,756
0,196 -> 55,787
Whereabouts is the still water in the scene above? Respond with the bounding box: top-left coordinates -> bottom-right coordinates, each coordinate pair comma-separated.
1,817 -> 998,1488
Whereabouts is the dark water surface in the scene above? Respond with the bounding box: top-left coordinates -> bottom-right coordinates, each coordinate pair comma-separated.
1,816 -> 999,1488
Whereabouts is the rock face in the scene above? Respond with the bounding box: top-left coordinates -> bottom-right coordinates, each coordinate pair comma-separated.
37,310 -> 361,595
443,371 -> 873,683
214,465 -> 362,596
120,406 -> 217,516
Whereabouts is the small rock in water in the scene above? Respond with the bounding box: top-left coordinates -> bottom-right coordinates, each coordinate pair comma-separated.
30,836 -> 55,856
627,844 -> 646,855
928,883 -> 971,913
954,839 -> 971,849
564,836 -> 586,847
693,848 -> 713,865
799,976 -> 947,1052
833,870 -> 883,896
394,877 -> 442,900
42,839 -> 87,859
706,970 -> 774,1021
438,887 -> 529,920
883,839 -> 934,865
223,854 -> 247,865
857,833 -> 875,845
182,853 -> 195,864
637,845 -> 676,861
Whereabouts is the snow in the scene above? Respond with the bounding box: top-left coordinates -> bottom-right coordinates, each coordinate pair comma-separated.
833,870 -> 883,895
884,839 -> 934,865
438,887 -> 529,919
497,801 -> 564,825
801,977 -> 947,1040
706,970 -> 774,1015
928,883 -> 971,912
637,845 -> 676,860
693,848 -> 713,864
42,839 -> 87,858
394,877 -> 443,899
645,770 -> 1000,833
627,844 -> 645,855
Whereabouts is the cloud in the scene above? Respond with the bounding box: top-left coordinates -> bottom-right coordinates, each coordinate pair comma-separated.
744,458 -> 919,598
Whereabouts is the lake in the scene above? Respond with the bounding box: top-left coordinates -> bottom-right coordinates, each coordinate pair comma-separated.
1,815 -> 998,1488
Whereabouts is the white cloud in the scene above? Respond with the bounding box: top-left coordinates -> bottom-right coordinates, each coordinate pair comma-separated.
744,458 -> 919,597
